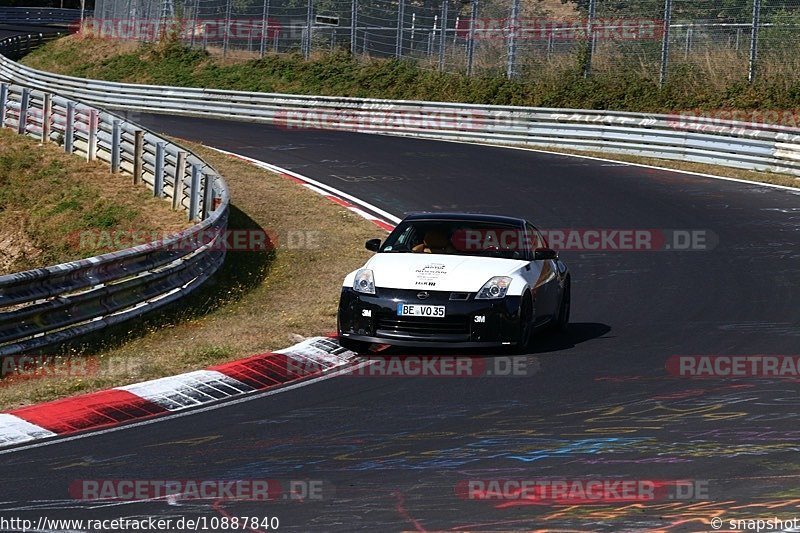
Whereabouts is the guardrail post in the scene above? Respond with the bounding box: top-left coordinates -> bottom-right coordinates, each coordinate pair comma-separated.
154,142 -> 165,197
64,101 -> 75,153
86,109 -> 97,161
17,88 -> 30,135
133,130 -> 143,185
111,119 -> 121,173
0,84 -> 6,129
202,173 -> 214,220
189,164 -> 201,221
173,150 -> 187,210
41,93 -> 52,144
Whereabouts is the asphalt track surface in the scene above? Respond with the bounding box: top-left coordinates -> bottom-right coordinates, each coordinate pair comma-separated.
2,114 -> 800,532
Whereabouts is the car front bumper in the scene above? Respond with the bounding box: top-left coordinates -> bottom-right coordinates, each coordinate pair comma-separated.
337,287 -> 523,347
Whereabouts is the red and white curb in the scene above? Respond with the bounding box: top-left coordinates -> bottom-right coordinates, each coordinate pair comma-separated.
210,147 -> 400,232
0,337 -> 359,448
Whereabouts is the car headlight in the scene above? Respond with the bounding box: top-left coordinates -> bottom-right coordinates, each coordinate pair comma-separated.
353,269 -> 376,295
475,276 -> 512,299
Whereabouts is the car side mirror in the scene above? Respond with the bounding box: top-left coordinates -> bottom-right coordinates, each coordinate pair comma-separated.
365,238 -> 381,252
534,248 -> 557,260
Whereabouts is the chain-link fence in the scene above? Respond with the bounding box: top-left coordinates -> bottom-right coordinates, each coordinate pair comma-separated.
89,0 -> 800,84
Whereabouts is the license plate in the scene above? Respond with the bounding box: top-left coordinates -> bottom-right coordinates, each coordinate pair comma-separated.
397,304 -> 446,317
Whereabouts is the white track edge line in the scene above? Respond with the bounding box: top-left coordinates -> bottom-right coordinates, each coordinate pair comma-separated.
0,360 -> 372,456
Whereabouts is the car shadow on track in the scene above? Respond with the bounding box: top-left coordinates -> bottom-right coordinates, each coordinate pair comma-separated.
526,322 -> 613,354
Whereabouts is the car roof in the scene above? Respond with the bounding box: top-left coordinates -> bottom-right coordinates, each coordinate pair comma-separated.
401,212 -> 527,226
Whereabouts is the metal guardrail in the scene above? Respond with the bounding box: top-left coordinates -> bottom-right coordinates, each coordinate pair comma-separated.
0,32 -> 65,61
0,7 -> 89,25
2,51 -> 800,177
0,36 -> 229,357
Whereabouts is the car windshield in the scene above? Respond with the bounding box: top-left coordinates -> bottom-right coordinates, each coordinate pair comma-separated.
380,220 -> 530,260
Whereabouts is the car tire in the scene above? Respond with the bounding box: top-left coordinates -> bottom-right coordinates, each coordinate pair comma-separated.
552,277 -> 571,332
338,336 -> 372,354
512,295 -> 534,354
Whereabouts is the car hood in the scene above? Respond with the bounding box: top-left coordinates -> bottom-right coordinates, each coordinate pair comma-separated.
365,253 -> 527,292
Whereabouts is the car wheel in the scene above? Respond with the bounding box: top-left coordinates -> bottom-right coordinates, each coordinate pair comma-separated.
552,277 -> 571,332
512,295 -> 533,354
338,336 -> 371,354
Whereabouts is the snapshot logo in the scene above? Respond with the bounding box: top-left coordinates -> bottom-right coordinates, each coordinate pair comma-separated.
71,229 -> 323,253
286,356 -> 538,378
76,18 -> 282,41
668,109 -> 800,133
455,479 -> 710,503
69,479 -> 331,502
667,355 -> 800,379
273,109 -> 489,132
451,228 -> 717,253
455,18 -> 665,42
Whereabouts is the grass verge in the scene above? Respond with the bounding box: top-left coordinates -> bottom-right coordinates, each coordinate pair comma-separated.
0,127 -> 188,274
0,139 -> 380,410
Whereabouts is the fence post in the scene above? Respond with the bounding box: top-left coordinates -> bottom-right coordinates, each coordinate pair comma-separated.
133,130 -> 143,185
350,0 -> 358,55
154,142 -> 165,197
173,151 -> 187,210
41,93 -> 52,144
111,119 -> 121,173
304,0 -> 314,59
65,101 -> 75,154
583,0 -> 596,78
87,109 -> 97,161
0,83 -> 6,128
438,0 -> 448,71
396,0 -> 406,58
466,0 -> 478,76
748,0 -> 762,83
17,88 -> 30,135
223,0 -> 232,57
202,173 -> 214,220
259,0 -> 270,58
684,24 -> 692,59
189,164 -> 201,221
659,0 -> 673,87
506,0 -> 520,79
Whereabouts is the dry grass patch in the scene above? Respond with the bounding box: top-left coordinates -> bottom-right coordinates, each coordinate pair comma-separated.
0,140 -> 381,409
0,128 -> 188,274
